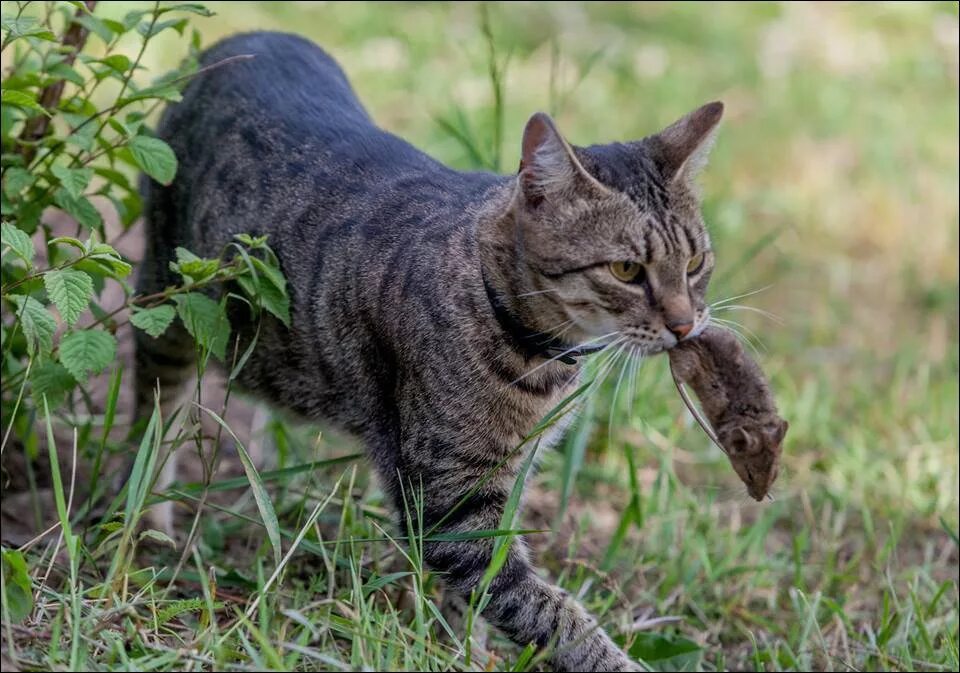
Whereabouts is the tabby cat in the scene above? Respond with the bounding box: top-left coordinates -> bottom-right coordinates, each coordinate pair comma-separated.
136,32 -> 724,671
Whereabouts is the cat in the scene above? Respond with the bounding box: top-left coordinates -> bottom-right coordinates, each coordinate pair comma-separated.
669,326 -> 788,501
135,31 -> 724,672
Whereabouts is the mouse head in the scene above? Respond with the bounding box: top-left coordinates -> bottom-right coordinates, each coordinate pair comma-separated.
718,417 -> 788,501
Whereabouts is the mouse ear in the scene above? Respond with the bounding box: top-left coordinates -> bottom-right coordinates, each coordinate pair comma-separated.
727,427 -> 755,455
771,419 -> 789,445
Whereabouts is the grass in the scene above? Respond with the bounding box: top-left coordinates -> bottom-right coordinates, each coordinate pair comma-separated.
2,1 -> 958,671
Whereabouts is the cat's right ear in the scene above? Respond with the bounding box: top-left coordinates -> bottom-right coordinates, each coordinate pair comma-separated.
518,112 -> 605,208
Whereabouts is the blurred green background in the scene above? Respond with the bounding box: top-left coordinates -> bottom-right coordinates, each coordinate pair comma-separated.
11,2 -> 958,670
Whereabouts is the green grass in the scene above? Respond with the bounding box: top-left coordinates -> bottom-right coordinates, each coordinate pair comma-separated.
2,1 -> 958,671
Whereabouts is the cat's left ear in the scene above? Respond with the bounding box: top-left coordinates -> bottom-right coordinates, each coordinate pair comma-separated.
648,101 -> 724,186
517,112 -> 606,207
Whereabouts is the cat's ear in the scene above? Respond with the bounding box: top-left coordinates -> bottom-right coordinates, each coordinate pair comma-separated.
648,101 -> 724,185
518,112 -> 604,207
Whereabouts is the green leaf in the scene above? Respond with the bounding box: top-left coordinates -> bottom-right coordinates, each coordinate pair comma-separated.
138,17 -> 188,38
1,89 -> 49,116
30,360 -> 76,410
120,83 -> 182,105
626,633 -> 703,672
1,549 -> 33,623
128,135 -> 177,186
121,9 -> 150,32
74,14 -> 116,43
10,295 -> 57,355
48,236 -> 86,252
139,529 -> 177,548
130,305 -> 176,338
173,247 -> 219,282
1,15 -> 56,42
158,3 -> 215,17
1,221 -> 35,266
54,189 -> 102,230
3,166 -> 34,197
173,292 -> 229,361
59,329 -> 117,381
51,165 -> 93,200
46,62 -> 84,85
44,268 -> 93,327
94,54 -> 131,74
237,257 -> 290,327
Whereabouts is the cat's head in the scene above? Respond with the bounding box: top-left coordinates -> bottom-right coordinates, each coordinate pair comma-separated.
718,417 -> 788,501
484,102 -> 723,355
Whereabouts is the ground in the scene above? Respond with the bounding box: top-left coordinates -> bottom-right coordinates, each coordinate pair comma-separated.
1,2 -> 957,671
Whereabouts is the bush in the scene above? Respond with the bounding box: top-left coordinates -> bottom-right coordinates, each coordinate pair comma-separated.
1,2 -> 287,521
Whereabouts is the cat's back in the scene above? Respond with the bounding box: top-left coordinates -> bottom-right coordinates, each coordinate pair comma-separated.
160,32 -> 452,201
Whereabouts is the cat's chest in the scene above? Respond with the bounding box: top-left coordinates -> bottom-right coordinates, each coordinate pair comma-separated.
482,371 -> 581,450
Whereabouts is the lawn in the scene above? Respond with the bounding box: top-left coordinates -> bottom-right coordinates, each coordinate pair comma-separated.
1,2 -> 958,671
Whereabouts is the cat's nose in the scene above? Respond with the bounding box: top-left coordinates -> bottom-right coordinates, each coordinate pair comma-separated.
667,320 -> 694,340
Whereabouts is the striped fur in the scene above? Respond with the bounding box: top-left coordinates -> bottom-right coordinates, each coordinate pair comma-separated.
135,32 -> 724,671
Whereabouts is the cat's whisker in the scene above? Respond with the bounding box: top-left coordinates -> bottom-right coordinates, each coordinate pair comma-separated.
709,284 -> 774,309
607,344 -> 634,445
534,319 -> 575,345
708,317 -> 763,355
712,304 -> 784,325
625,347 -> 640,424
514,288 -> 561,298
710,316 -> 766,352
584,339 -> 627,400
509,331 -> 620,386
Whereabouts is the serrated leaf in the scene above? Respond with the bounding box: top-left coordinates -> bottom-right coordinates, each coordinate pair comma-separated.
1,15 -> 56,42
10,295 -> 56,355
51,165 -> 93,200
54,189 -> 102,230
59,330 -> 116,381
128,135 -> 177,186
130,305 -> 176,338
1,550 -> 33,623
44,268 -> 93,326
1,221 -> 34,266
1,89 -> 49,116
3,166 -> 34,197
173,292 -> 229,361
30,361 -> 76,411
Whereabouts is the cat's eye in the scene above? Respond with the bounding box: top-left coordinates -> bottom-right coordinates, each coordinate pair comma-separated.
686,252 -> 706,275
609,261 -> 644,283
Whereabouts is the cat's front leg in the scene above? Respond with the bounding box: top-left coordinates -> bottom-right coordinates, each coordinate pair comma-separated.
396,449 -> 639,672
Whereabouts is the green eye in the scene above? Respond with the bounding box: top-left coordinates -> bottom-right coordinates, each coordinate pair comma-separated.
610,261 -> 644,282
687,252 -> 706,275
